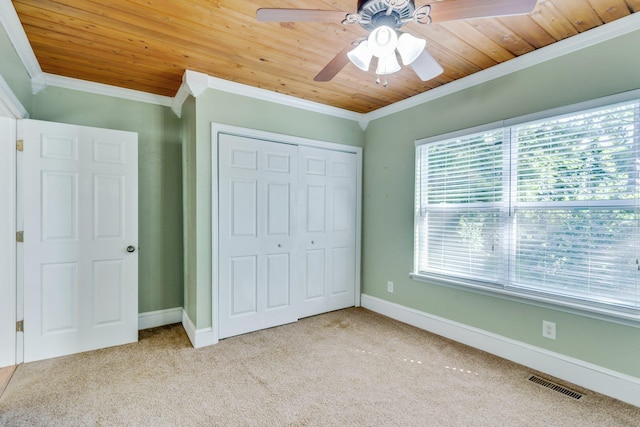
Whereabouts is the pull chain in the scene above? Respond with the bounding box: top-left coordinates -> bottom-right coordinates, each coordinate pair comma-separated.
375,74 -> 389,87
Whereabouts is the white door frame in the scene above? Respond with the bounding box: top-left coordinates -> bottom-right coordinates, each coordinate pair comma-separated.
0,116 -> 17,368
211,122 -> 362,344
0,75 -> 28,368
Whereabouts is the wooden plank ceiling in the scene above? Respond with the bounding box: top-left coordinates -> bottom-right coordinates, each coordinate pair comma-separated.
12,0 -> 640,114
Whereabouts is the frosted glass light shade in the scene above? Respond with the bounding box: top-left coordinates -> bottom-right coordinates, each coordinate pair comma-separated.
375,53 -> 401,75
347,41 -> 373,71
367,26 -> 398,58
410,49 -> 444,81
397,33 -> 426,65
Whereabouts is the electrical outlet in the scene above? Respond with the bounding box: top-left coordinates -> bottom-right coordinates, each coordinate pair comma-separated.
542,320 -> 556,340
387,281 -> 394,293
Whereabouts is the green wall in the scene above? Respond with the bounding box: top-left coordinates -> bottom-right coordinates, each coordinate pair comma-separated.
182,89 -> 364,328
362,29 -> 640,377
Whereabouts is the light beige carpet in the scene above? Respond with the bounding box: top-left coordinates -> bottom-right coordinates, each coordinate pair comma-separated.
1,308 -> 638,426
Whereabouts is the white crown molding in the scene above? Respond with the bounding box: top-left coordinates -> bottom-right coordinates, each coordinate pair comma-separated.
43,73 -> 173,107
0,0 -> 42,80
0,74 -> 28,118
205,74 -> 364,123
362,11 -> 640,123
171,70 -> 210,117
170,70 -> 366,123
171,84 -> 189,118
185,70 -> 209,97
31,73 -> 47,95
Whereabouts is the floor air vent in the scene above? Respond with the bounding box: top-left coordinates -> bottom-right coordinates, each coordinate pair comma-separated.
528,375 -> 583,400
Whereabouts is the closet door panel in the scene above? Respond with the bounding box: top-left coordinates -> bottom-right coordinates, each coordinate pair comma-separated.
298,147 -> 357,318
218,134 -> 297,339
229,255 -> 258,316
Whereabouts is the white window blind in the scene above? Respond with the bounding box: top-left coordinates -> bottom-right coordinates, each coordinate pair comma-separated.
414,99 -> 640,316
415,129 -> 505,283
511,102 -> 640,309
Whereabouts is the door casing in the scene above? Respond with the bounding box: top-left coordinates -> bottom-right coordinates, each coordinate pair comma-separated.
0,116 -> 17,368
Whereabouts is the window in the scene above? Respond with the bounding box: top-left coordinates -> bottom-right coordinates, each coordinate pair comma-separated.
414,98 -> 640,319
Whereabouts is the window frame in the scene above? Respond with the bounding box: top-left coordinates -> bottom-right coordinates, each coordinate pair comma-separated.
411,89 -> 640,326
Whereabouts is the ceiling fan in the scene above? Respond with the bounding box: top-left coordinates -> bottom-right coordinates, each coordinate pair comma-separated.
257,0 -> 537,85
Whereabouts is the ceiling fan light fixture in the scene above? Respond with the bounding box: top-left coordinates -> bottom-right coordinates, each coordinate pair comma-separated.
375,52 -> 401,75
367,25 -> 398,57
258,0 -> 539,83
397,33 -> 426,65
347,41 -> 373,71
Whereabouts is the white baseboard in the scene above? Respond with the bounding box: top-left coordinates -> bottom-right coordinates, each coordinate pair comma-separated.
181,309 -> 218,348
137,307 -> 219,348
138,307 -> 182,330
361,294 -> 640,408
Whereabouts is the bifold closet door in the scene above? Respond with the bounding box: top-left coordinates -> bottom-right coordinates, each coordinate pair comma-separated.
298,147 -> 357,318
218,134 -> 298,339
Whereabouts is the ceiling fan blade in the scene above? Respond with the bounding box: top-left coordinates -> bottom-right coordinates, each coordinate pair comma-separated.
428,0 -> 537,23
314,43 -> 356,82
410,49 -> 444,81
256,8 -> 348,23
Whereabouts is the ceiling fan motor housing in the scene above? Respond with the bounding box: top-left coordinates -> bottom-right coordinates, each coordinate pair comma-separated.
357,0 -> 415,31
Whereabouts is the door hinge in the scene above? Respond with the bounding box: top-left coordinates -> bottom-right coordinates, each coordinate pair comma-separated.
16,320 -> 23,332
16,231 -> 24,243
16,139 -> 23,152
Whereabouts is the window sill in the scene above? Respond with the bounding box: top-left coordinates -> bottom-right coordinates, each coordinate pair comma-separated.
409,272 -> 640,328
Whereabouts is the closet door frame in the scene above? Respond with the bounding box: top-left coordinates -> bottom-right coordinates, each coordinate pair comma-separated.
211,123 -> 362,342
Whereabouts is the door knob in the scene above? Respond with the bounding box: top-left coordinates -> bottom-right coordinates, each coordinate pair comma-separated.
126,245 -> 136,253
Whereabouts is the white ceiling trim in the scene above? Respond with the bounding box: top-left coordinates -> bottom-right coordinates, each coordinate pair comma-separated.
205,75 -> 364,123
0,0 -> 41,81
171,70 -> 209,117
2,0 -> 639,125
363,12 -> 640,123
168,71 -> 365,124
43,73 -> 174,107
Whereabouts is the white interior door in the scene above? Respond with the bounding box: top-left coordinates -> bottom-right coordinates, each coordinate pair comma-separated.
298,147 -> 357,318
218,134 -> 298,339
22,119 -> 138,362
0,116 -> 16,368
